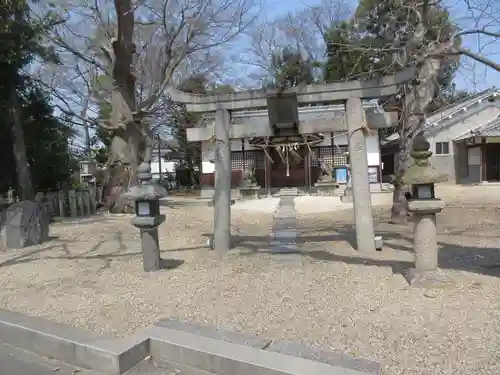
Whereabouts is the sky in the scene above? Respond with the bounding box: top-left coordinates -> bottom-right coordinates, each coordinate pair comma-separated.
263,0 -> 500,92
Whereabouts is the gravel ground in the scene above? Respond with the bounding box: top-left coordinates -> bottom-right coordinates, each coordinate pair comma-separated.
0,185 -> 500,375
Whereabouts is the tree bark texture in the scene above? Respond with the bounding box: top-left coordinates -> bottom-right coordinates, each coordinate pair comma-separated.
104,0 -> 142,212
10,86 -> 34,201
390,56 -> 441,222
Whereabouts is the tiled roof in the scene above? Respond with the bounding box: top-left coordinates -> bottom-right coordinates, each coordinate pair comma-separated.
455,116 -> 500,140
424,88 -> 499,130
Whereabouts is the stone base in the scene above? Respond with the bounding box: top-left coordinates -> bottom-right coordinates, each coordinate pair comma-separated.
238,185 -> 261,199
341,186 -> 353,203
340,195 -> 353,203
404,268 -> 453,288
3,201 -> 50,248
314,181 -> 339,196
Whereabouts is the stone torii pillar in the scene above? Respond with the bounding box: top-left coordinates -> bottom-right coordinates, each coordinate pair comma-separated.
346,98 -> 375,253
213,108 -> 232,254
166,68 -> 415,254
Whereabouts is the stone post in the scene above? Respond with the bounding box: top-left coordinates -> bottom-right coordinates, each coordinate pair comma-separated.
213,108 -> 232,254
88,186 -> 97,214
75,191 -> 84,216
68,190 -> 78,217
58,191 -> 66,217
345,97 -> 375,253
82,190 -> 91,216
7,187 -> 15,204
35,192 -> 44,204
129,163 -> 167,272
402,134 -> 450,288
45,192 -> 57,217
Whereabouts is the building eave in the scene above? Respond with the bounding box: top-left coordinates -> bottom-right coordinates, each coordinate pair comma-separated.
424,88 -> 499,131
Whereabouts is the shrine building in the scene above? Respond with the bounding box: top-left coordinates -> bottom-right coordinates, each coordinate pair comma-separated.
189,102 -> 394,198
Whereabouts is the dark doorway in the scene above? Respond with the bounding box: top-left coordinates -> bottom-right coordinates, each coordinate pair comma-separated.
485,144 -> 500,181
269,146 -> 307,188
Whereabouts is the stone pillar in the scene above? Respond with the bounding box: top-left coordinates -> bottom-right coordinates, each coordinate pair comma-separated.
75,191 -> 84,216
35,192 -> 44,204
213,108 -> 232,254
88,186 -> 97,214
58,191 -> 66,217
140,228 -> 161,271
82,191 -> 91,216
68,190 -> 78,217
45,192 -> 56,217
346,97 -> 375,253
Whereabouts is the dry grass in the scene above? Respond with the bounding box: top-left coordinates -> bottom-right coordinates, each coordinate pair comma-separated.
1,185 -> 500,375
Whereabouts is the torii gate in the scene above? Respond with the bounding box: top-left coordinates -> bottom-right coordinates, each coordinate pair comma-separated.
167,68 -> 415,254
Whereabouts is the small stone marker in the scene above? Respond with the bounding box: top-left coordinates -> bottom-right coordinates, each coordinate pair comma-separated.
3,201 -> 50,248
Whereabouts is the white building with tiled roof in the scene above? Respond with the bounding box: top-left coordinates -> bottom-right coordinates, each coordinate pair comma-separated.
382,88 -> 500,184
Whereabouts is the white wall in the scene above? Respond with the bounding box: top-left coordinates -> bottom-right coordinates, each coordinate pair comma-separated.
150,160 -> 176,175
427,103 -> 500,156
366,133 -> 380,166
201,141 -> 215,173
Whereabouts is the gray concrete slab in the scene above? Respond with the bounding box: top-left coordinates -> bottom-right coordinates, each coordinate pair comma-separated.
0,309 -> 149,374
0,309 -> 382,375
0,342 -> 101,375
155,318 -> 271,349
266,341 -> 381,375
148,326 -> 374,375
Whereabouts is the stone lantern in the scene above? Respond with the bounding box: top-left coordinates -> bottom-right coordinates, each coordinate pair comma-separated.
79,160 -> 97,185
402,133 -> 450,288
128,163 -> 167,271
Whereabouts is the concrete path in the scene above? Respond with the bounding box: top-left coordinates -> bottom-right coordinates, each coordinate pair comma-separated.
0,342 -> 99,375
270,197 -> 298,254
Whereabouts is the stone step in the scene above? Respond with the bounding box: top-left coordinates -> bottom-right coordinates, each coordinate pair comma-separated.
273,188 -> 299,197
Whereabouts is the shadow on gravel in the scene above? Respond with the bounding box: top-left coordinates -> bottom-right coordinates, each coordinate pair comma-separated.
295,224 -> 500,279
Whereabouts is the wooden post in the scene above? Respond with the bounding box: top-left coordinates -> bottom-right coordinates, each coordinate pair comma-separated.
213,108 -> 231,254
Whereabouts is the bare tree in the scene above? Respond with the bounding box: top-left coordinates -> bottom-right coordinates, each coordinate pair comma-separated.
384,0 -> 500,221
244,0 -> 351,87
34,0 -> 257,210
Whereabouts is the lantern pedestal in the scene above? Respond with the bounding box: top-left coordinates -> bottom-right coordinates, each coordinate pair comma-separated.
131,215 -> 166,272
404,199 -> 452,288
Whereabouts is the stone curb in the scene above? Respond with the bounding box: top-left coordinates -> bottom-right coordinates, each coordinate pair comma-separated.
0,309 -> 381,375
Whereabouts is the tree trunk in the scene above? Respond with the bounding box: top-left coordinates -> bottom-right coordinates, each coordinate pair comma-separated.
390,56 -> 441,222
10,87 -> 34,201
104,0 -> 140,213
104,121 -> 143,213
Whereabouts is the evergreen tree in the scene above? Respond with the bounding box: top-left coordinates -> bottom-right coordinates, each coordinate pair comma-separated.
266,47 -> 318,88
0,0 -> 61,198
